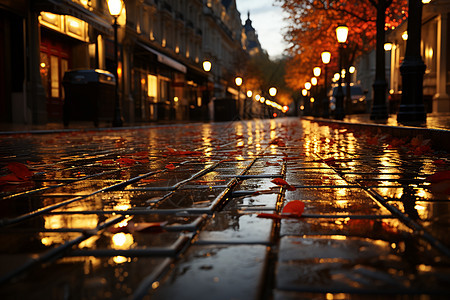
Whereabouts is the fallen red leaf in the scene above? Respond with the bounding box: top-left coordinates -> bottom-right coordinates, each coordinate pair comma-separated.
433,159 -> 445,165
271,178 -> 296,191
7,162 -> 32,180
281,200 -> 305,217
100,160 -> 116,165
117,157 -> 137,166
0,173 -> 22,185
165,163 -> 176,170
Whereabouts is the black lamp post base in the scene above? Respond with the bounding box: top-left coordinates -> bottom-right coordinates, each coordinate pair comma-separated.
370,80 -> 388,120
398,58 -> 426,125
397,105 -> 426,125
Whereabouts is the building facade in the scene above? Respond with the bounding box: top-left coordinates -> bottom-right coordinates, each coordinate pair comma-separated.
355,0 -> 450,114
0,0 -> 249,125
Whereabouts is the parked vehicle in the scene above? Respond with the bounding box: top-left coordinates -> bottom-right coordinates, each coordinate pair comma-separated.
329,84 -> 368,114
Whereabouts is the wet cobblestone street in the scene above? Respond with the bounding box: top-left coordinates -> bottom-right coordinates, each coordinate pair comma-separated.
1,117 -> 450,299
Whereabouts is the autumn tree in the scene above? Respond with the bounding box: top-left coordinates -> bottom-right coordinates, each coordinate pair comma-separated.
277,0 -> 407,92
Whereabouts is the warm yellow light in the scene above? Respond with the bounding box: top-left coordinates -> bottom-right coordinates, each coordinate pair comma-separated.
174,96 -> 179,102
311,77 -> 318,86
422,0 -> 431,3
336,25 -> 349,43
321,51 -> 331,64
313,67 -> 321,77
334,73 -> 340,81
107,0 -> 124,17
384,42 -> 393,51
203,60 -> 211,72
40,62 -> 46,68
260,97 -> 265,103
269,87 -> 277,97
304,82 -> 312,90
302,89 -> 308,96
310,97 -> 315,103
235,77 -> 243,86
349,66 -> 356,74
255,94 -> 261,101
402,31 -> 408,41
247,90 -> 253,97
300,105 -> 305,110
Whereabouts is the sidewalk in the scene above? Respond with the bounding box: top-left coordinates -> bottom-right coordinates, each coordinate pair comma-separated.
0,117 -> 449,299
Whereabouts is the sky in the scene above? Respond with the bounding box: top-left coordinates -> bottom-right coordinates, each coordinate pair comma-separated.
235,0 -> 288,59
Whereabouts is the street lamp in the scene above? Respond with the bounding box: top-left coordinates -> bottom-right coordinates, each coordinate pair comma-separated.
269,87 -> 277,97
108,0 -> 124,127
321,51 -> 331,118
235,76 -> 243,118
335,25 -> 348,120
203,60 -> 212,72
313,67 -> 321,77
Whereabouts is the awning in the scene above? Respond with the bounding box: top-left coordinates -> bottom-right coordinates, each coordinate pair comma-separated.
137,42 -> 187,74
33,0 -> 113,35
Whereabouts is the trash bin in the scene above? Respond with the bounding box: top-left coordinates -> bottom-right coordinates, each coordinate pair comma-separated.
62,69 -> 116,127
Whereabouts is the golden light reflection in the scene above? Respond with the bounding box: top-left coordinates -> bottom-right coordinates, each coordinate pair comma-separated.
112,232 -> 134,249
335,200 -> 348,209
113,256 -> 129,264
330,235 -> 347,240
335,188 -> 347,198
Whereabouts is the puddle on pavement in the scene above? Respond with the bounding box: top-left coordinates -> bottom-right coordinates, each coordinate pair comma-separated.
0,255 -> 171,300
198,212 -> 273,244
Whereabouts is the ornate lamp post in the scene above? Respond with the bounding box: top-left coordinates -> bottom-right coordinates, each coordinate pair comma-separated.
335,25 -> 348,120
370,0 -> 389,120
235,76 -> 243,118
397,0 -> 426,124
108,0 -> 124,127
321,51 -> 331,118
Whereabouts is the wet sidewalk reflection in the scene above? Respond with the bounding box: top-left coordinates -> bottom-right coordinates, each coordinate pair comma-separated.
0,118 -> 449,299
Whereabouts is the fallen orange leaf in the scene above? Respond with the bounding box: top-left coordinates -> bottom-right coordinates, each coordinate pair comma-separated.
7,162 -> 32,180
281,200 -> 305,217
271,178 -> 296,191
165,163 -> 176,170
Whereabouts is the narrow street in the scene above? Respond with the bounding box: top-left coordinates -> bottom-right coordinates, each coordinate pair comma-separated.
1,117 -> 449,299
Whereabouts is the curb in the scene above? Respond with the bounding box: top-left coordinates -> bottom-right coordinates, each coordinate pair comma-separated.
305,116 -> 450,151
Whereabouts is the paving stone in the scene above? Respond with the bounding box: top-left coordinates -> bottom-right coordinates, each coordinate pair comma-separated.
148,244 -> 268,300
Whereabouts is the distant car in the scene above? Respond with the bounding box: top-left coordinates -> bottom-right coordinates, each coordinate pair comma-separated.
329,84 -> 367,114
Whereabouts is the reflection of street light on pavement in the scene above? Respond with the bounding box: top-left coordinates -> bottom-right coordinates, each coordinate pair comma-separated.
335,24 -> 348,120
